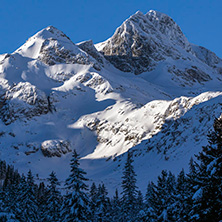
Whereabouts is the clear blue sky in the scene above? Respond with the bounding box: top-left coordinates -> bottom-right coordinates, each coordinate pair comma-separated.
0,0 -> 221,58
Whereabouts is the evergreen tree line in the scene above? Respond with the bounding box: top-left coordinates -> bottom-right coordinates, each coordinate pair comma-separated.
0,116 -> 222,221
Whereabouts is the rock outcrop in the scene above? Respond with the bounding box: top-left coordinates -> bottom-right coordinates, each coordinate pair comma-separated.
96,10 -> 193,74
0,82 -> 49,124
41,139 -> 71,157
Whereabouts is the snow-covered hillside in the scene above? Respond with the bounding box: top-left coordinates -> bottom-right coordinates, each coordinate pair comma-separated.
0,10 -> 221,191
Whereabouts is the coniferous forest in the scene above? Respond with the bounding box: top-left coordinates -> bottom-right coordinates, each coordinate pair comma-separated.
0,117 -> 222,222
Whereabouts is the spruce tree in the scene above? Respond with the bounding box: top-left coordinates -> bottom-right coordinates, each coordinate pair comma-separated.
61,150 -> 90,222
150,170 -> 177,221
155,170 -> 169,220
121,151 -> 138,221
144,182 -> 157,221
37,182 -> 48,222
15,171 -> 39,222
136,190 -> 144,213
134,190 -> 145,221
44,171 -> 62,222
96,183 -> 111,221
1,165 -> 20,215
0,160 -> 7,182
185,157 -> 199,221
166,171 -> 177,221
89,182 -> 98,221
3,165 -> 14,190
189,117 -> 222,221
0,181 -> 6,214
174,168 -> 190,221
110,189 -> 122,222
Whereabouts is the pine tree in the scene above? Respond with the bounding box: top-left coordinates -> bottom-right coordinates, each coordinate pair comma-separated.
121,151 -> 138,221
89,182 -> 98,221
61,150 -> 91,222
188,117 -> 222,221
15,170 -> 39,222
43,171 -> 62,221
0,160 -> 7,183
136,190 -> 144,213
110,189 -> 122,222
96,183 -> 111,221
134,190 -> 145,221
166,171 -> 177,221
0,181 -> 6,214
143,181 -> 159,221
37,182 -> 48,222
1,165 -> 20,215
174,169 -> 190,221
155,170 -> 169,221
149,170 -> 177,221
3,165 -> 14,190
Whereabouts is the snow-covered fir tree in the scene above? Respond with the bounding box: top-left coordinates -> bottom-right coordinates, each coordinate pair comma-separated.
0,160 -> 7,183
144,181 -> 157,221
37,182 -> 49,221
134,190 -> 145,221
173,168 -> 190,221
95,183 -> 111,221
136,190 -> 144,209
61,150 -> 91,222
189,116 -> 222,221
89,182 -> 98,221
15,171 -> 39,222
150,170 -> 177,221
110,189 -> 122,222
121,151 -> 138,221
43,171 -> 62,221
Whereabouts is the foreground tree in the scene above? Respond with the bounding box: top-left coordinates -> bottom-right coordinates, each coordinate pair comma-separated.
189,117 -> 222,221
95,183 -> 111,221
144,182 -> 157,221
16,171 -> 39,222
89,182 -> 98,221
61,150 -> 91,222
43,171 -> 62,221
173,168 -> 190,221
121,151 -> 138,221
110,189 -> 122,222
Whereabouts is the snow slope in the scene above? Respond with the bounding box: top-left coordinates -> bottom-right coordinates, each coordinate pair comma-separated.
0,10 -> 222,192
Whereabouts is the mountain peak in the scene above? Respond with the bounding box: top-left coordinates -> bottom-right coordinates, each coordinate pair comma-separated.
15,26 -> 74,59
13,26 -> 103,70
146,10 -> 168,20
39,25 -> 71,41
45,25 -> 58,31
131,10 -> 144,18
96,9 -> 192,74
145,10 -> 190,49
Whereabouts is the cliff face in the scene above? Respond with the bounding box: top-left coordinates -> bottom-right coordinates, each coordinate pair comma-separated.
96,10 -> 222,84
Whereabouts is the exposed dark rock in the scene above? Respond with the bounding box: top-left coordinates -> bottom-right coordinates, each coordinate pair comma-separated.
25,142 -> 40,155
39,38 -> 92,66
41,139 -> 71,157
0,82 -> 49,125
168,66 -> 211,85
191,45 -> 222,68
97,10 -> 192,74
77,40 -> 104,70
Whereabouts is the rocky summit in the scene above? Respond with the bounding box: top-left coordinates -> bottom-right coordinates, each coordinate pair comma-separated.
0,10 -> 222,189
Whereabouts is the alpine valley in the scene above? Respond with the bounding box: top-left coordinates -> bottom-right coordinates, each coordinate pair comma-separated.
0,10 -> 222,192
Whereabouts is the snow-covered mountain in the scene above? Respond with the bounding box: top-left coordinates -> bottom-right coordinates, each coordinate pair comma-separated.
0,10 -> 222,191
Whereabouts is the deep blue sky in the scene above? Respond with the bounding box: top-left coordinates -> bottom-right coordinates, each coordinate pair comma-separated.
0,0 -> 221,57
